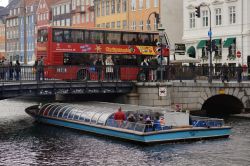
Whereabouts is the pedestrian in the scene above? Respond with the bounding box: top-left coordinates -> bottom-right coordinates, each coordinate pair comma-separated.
141,58 -> 149,81
9,61 -> 14,80
237,63 -> 243,83
37,57 -> 44,81
34,59 -> 38,80
221,63 -> 229,83
105,55 -> 114,80
96,58 -> 103,81
15,60 -> 21,80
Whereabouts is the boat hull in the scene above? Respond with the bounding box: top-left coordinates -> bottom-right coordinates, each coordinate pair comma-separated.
33,115 -> 231,144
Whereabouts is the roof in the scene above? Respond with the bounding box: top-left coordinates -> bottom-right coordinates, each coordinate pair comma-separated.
44,0 -> 58,6
52,0 -> 71,6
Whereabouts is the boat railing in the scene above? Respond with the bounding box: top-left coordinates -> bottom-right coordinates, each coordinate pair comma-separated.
106,119 -> 172,132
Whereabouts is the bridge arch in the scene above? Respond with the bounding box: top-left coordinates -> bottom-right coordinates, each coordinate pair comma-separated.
201,94 -> 244,116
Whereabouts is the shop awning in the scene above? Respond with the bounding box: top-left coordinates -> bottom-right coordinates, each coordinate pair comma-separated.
213,39 -> 221,46
197,40 -> 207,49
223,37 -> 236,48
187,46 -> 196,58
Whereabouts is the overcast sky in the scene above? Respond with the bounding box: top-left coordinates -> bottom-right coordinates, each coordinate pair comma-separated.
0,0 -> 9,7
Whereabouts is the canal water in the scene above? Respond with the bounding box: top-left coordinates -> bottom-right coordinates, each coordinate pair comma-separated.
0,98 -> 250,166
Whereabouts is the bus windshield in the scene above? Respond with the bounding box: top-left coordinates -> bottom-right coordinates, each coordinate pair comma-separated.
37,29 -> 48,42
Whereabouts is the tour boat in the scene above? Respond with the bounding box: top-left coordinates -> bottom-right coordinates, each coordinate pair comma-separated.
25,103 -> 231,144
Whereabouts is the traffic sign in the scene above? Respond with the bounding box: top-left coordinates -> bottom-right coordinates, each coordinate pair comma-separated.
236,51 -> 241,58
208,31 -> 212,38
159,87 -> 167,97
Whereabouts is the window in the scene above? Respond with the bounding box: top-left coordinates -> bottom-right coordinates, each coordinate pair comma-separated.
96,1 -> 100,17
81,14 -> 85,23
117,21 -> 121,29
154,18 -> 157,30
101,0 -> 105,16
154,0 -> 158,7
202,10 -> 208,27
146,0 -> 150,9
111,22 -> 115,29
111,0 -> 115,14
106,1 -> 110,15
66,4 -> 70,13
229,6 -> 236,24
131,21 -> 136,30
61,5 -> 65,14
189,12 -> 195,28
122,0 -> 127,12
146,20 -> 150,30
212,10 -> 220,25
139,20 -> 143,30
66,19 -> 71,26
86,13 -> 89,22
57,6 -> 60,15
131,0 -> 136,11
122,20 -> 127,29
117,0 -> 121,13
106,22 -> 110,28
139,0 -> 143,9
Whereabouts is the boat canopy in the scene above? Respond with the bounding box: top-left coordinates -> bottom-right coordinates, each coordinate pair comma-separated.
37,103 -> 123,125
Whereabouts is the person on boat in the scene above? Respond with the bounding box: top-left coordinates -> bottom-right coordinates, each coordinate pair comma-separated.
127,113 -> 136,122
153,116 -> 162,131
125,113 -> 136,129
114,107 -> 126,127
138,114 -> 144,123
144,116 -> 153,132
159,116 -> 165,126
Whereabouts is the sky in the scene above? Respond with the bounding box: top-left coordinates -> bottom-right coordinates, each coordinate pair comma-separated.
0,0 -> 9,7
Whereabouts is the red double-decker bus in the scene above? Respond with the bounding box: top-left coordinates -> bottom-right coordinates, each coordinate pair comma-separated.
36,26 -> 169,81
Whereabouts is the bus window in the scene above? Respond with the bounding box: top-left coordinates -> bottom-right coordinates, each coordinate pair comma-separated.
113,54 -> 138,66
37,29 -> 48,42
123,33 -> 137,45
63,53 -> 92,65
105,31 -> 121,44
53,29 -> 63,42
63,30 -> 71,42
89,31 -> 104,44
138,33 -> 151,45
152,34 -> 159,46
71,30 -> 84,43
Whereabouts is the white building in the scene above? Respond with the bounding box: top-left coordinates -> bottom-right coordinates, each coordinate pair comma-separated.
183,0 -> 250,69
161,0 -> 183,46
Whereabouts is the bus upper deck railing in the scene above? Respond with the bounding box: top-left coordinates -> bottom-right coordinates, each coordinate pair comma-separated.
0,65 -> 248,83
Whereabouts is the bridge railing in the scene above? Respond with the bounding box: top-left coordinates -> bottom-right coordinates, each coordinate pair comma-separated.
0,65 -> 248,83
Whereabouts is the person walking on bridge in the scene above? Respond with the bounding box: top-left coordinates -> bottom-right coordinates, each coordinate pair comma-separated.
221,63 -> 229,83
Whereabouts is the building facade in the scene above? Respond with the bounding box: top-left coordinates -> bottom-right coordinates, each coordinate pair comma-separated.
0,6 -> 8,60
71,0 -> 95,28
36,0 -> 57,28
52,0 -> 71,27
183,0 -> 250,69
128,0 -> 159,31
5,0 -> 21,62
161,0 -> 183,48
19,0 -> 39,63
94,0 -> 128,29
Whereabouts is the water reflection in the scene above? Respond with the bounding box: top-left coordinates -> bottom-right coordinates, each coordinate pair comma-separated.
0,98 -> 250,166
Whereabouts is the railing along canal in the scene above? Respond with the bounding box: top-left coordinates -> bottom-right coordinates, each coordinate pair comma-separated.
0,65 -> 248,83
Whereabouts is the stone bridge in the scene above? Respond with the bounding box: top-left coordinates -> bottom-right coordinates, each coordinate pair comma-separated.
126,81 -> 250,115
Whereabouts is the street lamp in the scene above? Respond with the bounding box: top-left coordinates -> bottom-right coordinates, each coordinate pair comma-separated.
197,3 -> 213,83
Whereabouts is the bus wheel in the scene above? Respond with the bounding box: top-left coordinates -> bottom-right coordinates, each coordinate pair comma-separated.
137,71 -> 146,82
77,70 -> 89,81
